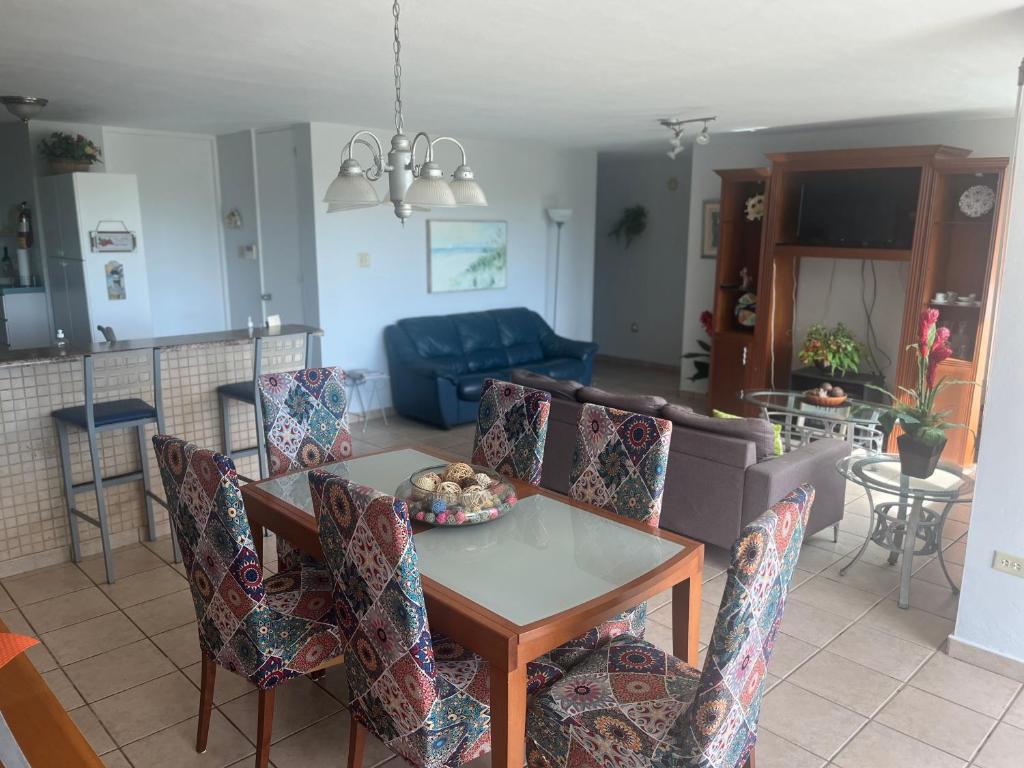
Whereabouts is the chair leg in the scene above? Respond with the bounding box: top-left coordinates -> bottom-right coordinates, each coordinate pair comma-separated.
56,421 -> 81,562
196,653 -> 216,753
86,427 -> 115,584
347,712 -> 366,768
137,424 -> 158,542
219,393 -> 233,458
833,522 -> 840,543
255,688 -> 275,768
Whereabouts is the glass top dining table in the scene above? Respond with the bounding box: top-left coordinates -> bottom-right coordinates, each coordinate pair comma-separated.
256,448 -> 687,626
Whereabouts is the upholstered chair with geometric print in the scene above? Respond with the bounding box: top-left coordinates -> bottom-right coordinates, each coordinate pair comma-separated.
472,378 -> 551,486
525,484 -> 815,768
257,366 -> 352,571
308,470 -> 492,768
152,435 -> 341,768
524,405 -> 674,696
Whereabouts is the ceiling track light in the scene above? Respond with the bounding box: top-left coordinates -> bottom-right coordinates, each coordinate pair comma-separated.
323,0 -> 486,222
658,115 -> 716,159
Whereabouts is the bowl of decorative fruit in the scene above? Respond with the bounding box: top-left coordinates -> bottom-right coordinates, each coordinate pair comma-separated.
803,383 -> 848,407
398,462 -> 518,526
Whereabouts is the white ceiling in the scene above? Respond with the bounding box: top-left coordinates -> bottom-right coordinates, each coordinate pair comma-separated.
1,0 -> 1022,148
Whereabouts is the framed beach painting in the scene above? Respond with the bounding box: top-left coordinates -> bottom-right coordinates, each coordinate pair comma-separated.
427,220 -> 508,293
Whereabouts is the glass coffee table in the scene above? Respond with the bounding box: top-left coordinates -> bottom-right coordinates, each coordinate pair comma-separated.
743,389 -> 888,452
837,454 -> 972,608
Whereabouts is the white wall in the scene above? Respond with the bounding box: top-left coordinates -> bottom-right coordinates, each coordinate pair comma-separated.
593,152 -> 691,367
952,108 -> 1024,668
217,130 -> 263,329
102,127 -> 228,335
308,122 -> 597,409
680,115 -> 1016,392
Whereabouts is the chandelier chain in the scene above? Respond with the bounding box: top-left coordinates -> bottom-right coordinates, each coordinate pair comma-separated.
393,0 -> 403,134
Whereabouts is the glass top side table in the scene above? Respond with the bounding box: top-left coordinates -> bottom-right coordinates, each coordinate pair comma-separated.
743,389 -> 887,453
837,454 -> 972,608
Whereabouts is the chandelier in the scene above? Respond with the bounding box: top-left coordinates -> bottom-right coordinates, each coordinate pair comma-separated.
324,0 -> 487,221
659,116 -> 716,159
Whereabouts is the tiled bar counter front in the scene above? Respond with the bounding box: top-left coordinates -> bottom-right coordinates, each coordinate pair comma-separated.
0,327 -> 317,577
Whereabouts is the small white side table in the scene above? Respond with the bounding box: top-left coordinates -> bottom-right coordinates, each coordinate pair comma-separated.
346,369 -> 390,433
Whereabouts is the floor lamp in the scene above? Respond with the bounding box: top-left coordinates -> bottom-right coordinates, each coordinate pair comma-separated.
546,208 -> 572,332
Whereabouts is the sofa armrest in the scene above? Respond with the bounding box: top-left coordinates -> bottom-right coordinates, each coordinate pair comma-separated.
742,438 -> 850,536
404,359 -> 460,383
541,333 -> 599,361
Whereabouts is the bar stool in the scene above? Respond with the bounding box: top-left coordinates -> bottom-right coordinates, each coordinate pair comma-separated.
52,349 -> 177,583
217,331 -> 311,480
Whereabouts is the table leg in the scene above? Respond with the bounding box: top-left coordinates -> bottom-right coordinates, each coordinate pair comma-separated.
251,521 -> 264,565
672,576 -> 702,665
936,502 -> 960,595
841,486 -> 877,576
898,498 -> 923,609
889,476 -> 911,567
490,664 -> 527,768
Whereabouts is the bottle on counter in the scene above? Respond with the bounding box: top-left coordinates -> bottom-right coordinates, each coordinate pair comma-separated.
16,202 -> 32,288
55,328 -> 67,350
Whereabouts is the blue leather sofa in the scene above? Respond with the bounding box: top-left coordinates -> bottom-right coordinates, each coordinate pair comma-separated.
384,308 -> 598,428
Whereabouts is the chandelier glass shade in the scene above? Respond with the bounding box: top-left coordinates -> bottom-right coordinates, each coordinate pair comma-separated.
323,0 -> 486,221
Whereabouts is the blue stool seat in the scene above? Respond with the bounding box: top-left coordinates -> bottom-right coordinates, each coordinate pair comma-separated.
217,381 -> 255,404
53,398 -> 158,429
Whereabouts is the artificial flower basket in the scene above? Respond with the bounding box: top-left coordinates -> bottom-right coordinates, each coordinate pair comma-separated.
39,132 -> 103,175
873,309 -> 975,479
799,323 -> 862,377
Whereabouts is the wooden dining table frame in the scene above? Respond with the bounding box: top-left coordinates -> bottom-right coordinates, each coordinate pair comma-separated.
241,444 -> 705,768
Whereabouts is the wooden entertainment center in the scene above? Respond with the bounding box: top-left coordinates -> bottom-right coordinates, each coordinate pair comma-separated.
708,146 -> 1007,465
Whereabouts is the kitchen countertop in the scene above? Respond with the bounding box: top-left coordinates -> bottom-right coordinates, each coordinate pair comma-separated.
0,324 -> 322,365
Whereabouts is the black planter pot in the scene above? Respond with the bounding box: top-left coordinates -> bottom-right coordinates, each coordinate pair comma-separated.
897,433 -> 947,479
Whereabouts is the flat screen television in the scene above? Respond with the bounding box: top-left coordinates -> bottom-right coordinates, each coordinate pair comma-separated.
793,168 -> 921,249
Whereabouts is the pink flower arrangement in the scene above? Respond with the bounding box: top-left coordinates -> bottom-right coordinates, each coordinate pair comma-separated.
875,308 -> 975,446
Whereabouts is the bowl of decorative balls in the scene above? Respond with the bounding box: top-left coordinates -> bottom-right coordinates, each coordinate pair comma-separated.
803,383 -> 848,407
398,461 -> 518,526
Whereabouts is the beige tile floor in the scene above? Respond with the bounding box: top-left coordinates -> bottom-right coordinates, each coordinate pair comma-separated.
3,360 -> 1020,768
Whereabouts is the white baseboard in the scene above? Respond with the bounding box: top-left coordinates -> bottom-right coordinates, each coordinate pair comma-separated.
947,633 -> 1024,683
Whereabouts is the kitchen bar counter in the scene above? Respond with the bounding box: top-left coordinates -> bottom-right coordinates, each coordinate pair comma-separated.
0,325 -> 319,577
0,323 -> 321,365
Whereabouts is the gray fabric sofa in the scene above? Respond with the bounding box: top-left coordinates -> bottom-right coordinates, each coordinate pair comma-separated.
511,370 -> 848,550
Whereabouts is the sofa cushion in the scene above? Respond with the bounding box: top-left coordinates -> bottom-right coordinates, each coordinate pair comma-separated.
577,386 -> 668,418
397,315 -> 462,359
713,409 -> 784,456
660,404 -> 777,461
524,357 -> 587,381
451,313 -> 511,372
510,369 -> 583,401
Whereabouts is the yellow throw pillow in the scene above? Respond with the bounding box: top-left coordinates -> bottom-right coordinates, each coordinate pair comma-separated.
712,409 -> 784,456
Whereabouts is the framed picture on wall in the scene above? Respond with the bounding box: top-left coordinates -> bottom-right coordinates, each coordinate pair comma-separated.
427,220 -> 508,293
701,201 -> 720,259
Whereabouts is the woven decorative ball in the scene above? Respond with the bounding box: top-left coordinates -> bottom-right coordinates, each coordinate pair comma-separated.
444,462 -> 475,484
414,472 -> 442,492
474,472 -> 494,488
438,481 -> 463,503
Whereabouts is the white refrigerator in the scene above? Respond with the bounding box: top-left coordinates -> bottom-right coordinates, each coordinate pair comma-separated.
38,173 -> 153,345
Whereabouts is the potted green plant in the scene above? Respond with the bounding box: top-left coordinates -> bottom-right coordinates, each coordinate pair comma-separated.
872,308 -> 975,478
39,132 -> 102,175
609,205 -> 647,248
798,323 -> 861,377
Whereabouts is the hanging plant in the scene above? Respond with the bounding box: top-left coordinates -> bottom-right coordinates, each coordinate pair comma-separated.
609,205 -> 647,248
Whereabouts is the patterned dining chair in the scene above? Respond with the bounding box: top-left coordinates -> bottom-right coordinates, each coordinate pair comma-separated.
525,404 -> 673,696
471,378 -> 552,485
153,435 -> 341,768
257,366 -> 352,571
525,484 -> 815,768
308,470 -> 492,768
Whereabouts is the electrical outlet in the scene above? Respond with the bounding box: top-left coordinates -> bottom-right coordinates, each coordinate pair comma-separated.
993,551 -> 1024,578
358,252 -> 371,268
